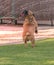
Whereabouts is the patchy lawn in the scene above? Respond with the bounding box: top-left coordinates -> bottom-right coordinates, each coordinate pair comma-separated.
0,38 -> 54,65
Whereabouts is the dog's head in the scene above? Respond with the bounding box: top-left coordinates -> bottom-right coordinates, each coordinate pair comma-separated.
20,10 -> 28,17
20,10 -> 35,17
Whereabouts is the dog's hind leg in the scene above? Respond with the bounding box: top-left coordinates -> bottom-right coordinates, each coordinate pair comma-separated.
30,36 -> 35,48
31,39 -> 35,48
24,39 -> 27,48
23,36 -> 28,48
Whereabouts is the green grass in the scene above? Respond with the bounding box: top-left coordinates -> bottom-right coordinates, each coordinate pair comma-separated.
0,38 -> 54,65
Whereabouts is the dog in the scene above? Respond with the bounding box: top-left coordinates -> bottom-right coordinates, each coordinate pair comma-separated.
21,10 -> 38,48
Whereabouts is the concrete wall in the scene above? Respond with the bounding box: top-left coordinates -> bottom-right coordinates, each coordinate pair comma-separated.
0,0 -> 54,25
37,20 -> 54,26
16,20 -> 54,26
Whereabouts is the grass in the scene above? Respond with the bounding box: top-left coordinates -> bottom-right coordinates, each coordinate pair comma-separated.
0,38 -> 54,65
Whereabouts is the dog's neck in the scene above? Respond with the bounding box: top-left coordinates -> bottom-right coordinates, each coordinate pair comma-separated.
25,15 -> 33,22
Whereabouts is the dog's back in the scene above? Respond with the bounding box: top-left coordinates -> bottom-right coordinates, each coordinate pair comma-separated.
23,15 -> 36,41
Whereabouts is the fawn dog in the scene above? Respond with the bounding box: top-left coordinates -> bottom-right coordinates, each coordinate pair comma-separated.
21,10 -> 38,47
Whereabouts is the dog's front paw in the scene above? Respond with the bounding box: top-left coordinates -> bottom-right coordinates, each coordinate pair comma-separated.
35,29 -> 38,33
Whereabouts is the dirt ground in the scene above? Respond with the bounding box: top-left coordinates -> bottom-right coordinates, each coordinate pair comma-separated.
0,24 -> 54,46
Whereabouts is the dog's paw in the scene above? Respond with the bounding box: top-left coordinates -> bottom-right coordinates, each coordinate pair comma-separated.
35,30 -> 38,33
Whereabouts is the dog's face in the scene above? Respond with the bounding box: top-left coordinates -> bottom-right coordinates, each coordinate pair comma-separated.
20,10 -> 28,17
23,10 -> 28,16
20,10 -> 35,17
